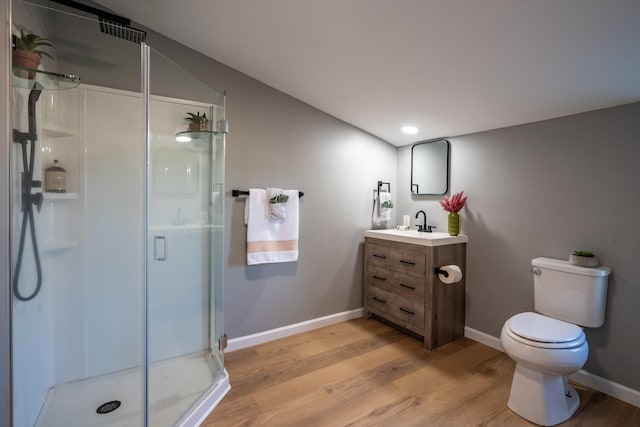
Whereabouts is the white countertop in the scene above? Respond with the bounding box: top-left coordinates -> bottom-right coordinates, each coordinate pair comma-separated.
365,229 -> 468,247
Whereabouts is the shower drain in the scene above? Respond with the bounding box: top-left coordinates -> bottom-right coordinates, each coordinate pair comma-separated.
96,400 -> 121,414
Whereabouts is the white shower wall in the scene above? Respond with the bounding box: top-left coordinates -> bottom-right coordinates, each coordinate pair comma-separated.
83,85 -> 218,375
11,85 -> 84,427
84,87 -> 146,377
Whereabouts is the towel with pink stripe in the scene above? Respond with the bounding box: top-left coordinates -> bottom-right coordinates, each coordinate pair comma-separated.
245,188 -> 299,265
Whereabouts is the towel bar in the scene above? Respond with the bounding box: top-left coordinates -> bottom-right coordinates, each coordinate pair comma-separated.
377,180 -> 390,196
232,189 -> 304,198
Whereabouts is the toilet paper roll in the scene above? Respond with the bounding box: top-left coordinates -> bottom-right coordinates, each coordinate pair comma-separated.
438,265 -> 463,284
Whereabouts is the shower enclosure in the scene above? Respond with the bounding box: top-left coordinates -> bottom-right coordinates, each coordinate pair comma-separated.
3,0 -> 228,425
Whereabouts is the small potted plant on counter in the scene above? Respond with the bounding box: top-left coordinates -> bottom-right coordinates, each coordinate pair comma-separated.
13,29 -> 53,78
569,250 -> 600,267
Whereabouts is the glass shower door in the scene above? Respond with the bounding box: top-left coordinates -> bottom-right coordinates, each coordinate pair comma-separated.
146,47 -> 226,426
9,2 -> 227,426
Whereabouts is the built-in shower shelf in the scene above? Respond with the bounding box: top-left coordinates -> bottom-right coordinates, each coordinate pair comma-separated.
42,240 -> 78,252
42,124 -> 77,138
43,192 -> 78,201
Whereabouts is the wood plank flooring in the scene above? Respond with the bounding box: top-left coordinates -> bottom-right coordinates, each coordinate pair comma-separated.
203,318 -> 640,426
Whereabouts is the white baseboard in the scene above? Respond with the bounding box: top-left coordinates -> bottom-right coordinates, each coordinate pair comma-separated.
464,326 -> 640,409
464,325 -> 504,351
570,370 -> 640,409
226,308 -> 364,352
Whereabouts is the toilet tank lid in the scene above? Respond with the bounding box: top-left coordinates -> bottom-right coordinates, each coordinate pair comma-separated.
508,312 -> 584,343
532,257 -> 611,277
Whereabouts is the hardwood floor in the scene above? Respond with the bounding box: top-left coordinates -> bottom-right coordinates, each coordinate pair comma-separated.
203,318 -> 640,426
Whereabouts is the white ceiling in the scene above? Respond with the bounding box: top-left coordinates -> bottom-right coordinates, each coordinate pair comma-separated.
95,0 -> 640,146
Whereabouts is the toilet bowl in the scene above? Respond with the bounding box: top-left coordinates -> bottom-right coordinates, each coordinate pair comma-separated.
502,312 -> 588,373
501,312 -> 588,426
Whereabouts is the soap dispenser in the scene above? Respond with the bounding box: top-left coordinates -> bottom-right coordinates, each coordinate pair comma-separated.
45,159 -> 66,193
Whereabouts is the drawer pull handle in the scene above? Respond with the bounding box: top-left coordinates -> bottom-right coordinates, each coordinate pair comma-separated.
400,260 -> 416,265
373,254 -> 387,259
399,307 -> 415,315
400,283 -> 416,290
372,296 -> 386,304
373,275 -> 386,281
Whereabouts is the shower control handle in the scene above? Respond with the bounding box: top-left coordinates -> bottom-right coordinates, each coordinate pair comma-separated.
154,236 -> 167,261
32,193 -> 43,213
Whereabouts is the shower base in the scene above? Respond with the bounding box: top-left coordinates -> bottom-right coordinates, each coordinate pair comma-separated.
35,351 -> 228,427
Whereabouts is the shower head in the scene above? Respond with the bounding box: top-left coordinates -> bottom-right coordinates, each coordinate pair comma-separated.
99,17 -> 146,44
51,0 -> 146,44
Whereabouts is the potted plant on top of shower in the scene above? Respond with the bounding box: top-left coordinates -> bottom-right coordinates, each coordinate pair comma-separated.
12,29 -> 54,79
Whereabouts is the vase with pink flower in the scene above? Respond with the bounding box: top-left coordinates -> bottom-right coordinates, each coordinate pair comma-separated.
440,191 -> 468,236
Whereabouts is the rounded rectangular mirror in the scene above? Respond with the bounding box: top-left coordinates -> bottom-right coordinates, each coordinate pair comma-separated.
411,139 -> 449,195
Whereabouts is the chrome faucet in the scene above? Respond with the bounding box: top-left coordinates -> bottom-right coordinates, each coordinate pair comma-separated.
415,210 -> 436,232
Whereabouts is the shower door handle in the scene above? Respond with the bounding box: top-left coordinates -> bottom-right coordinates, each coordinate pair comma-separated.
154,235 -> 167,261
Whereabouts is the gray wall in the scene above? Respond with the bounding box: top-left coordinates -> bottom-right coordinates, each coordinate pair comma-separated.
398,102 -> 640,392
142,34 -> 397,337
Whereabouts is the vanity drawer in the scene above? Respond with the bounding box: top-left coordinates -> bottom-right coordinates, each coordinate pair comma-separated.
366,241 -> 426,277
365,242 -> 393,268
386,247 -> 425,278
367,286 -> 425,330
366,265 -> 425,301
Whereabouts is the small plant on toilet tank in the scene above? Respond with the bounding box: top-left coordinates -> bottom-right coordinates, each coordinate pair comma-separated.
569,250 -> 599,267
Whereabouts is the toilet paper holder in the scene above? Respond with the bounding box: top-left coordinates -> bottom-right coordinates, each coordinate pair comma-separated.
434,267 -> 449,277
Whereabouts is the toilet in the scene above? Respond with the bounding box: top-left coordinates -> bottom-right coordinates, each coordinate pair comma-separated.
500,257 -> 611,426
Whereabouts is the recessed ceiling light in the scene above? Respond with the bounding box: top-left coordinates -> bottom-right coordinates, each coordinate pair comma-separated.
401,126 -> 419,134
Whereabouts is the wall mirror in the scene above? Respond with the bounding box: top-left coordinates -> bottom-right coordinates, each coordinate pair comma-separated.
411,139 -> 449,195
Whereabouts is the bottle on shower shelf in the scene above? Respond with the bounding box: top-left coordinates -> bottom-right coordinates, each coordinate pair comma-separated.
201,113 -> 208,131
45,159 -> 66,193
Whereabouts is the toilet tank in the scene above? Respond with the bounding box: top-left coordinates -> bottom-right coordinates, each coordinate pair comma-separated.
532,257 -> 611,328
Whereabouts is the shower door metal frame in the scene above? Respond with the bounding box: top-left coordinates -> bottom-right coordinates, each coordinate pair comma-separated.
2,0 -> 14,425
141,40 -> 150,426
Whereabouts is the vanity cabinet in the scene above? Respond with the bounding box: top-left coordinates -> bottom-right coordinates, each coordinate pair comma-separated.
364,236 -> 466,350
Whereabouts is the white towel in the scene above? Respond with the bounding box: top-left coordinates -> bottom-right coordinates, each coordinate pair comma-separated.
372,191 -> 392,227
246,188 -> 299,265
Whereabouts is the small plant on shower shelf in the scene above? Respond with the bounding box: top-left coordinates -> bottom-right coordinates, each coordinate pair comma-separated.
184,111 -> 208,132
12,29 -> 54,78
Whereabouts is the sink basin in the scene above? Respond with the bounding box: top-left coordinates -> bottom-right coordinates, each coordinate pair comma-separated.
364,229 -> 468,247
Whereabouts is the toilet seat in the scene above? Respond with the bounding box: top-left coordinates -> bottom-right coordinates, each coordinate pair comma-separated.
506,312 -> 585,349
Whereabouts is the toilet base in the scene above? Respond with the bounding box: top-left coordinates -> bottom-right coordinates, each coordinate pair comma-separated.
507,364 -> 580,426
